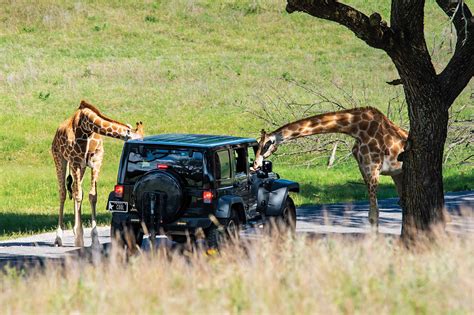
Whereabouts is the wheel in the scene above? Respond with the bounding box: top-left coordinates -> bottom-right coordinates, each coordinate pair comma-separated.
267,196 -> 297,234
281,196 -> 297,232
206,210 -> 240,249
133,170 -> 185,226
110,221 -> 144,248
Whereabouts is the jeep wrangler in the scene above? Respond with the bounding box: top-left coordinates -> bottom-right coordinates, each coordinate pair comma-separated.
107,134 -> 299,248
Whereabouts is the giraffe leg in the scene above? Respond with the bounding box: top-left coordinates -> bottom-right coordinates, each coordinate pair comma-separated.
71,165 -> 86,247
353,144 -> 380,231
89,165 -> 102,249
53,154 -> 67,246
366,167 -> 381,232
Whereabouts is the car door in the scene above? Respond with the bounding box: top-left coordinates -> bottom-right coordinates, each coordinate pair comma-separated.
247,144 -> 260,216
214,149 -> 233,196
232,146 -> 255,219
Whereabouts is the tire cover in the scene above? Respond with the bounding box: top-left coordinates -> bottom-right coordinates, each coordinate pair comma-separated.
133,170 -> 184,224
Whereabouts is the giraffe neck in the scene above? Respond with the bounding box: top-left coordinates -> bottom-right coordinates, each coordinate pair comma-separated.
271,108 -> 364,142
79,107 -> 133,141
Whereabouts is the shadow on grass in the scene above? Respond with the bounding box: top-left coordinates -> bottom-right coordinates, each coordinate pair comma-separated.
0,213 -> 111,239
297,171 -> 472,207
297,181 -> 398,207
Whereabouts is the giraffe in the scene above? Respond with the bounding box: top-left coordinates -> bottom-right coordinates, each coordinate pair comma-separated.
51,100 -> 144,247
253,106 -> 408,229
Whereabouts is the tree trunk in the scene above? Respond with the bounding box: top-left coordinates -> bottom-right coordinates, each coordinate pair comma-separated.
390,50 -> 449,240
285,0 -> 474,241
401,95 -> 448,240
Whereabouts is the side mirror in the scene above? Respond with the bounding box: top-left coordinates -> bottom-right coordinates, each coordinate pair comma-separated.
262,160 -> 273,173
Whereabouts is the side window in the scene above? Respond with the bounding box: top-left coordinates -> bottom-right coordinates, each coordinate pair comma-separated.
248,145 -> 258,165
233,147 -> 247,175
214,150 -> 231,180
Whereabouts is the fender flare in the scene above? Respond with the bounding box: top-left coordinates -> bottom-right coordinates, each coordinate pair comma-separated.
270,179 -> 300,193
215,195 -> 244,219
258,179 -> 299,216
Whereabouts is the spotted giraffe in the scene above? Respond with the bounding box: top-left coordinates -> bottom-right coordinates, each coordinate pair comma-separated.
51,100 -> 144,247
253,107 -> 408,229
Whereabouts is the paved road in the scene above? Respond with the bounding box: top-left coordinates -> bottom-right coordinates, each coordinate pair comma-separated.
1,191 -> 472,268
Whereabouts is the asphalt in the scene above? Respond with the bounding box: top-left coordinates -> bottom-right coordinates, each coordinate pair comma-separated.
1,191 -> 472,268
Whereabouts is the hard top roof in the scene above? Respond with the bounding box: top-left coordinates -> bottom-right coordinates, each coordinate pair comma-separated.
127,134 -> 257,149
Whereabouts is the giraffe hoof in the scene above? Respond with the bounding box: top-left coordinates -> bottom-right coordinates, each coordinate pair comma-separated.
54,236 -> 63,247
91,238 -> 101,250
74,238 -> 84,247
369,222 -> 379,234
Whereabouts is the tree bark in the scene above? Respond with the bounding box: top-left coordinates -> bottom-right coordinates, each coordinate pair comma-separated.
391,58 -> 449,238
286,0 -> 474,241
387,0 -> 449,239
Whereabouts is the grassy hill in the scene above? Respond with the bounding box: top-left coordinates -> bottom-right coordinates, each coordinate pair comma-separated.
0,0 -> 472,238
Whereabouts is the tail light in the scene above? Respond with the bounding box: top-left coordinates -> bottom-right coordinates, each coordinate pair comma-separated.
114,185 -> 124,198
203,190 -> 214,204
157,164 -> 169,169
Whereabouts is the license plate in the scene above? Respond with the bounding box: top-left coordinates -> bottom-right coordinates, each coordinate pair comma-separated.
108,201 -> 128,212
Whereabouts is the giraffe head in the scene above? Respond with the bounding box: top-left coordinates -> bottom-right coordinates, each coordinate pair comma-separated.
129,121 -> 145,140
253,129 -> 278,169
78,100 -> 146,141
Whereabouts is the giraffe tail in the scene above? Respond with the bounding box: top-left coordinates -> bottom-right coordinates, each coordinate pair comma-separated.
66,174 -> 73,200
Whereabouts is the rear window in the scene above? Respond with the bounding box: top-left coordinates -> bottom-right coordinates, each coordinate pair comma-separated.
125,145 -> 204,186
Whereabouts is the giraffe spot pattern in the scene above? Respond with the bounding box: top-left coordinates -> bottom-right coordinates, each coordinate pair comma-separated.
359,120 -> 369,130
367,121 -> 379,137
266,106 -> 408,228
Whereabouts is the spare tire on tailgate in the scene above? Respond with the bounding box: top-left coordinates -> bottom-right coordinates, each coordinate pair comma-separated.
132,170 -> 185,226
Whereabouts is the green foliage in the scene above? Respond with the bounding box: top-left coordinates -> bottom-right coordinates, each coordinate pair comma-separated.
144,15 -> 157,23
38,91 -> 50,101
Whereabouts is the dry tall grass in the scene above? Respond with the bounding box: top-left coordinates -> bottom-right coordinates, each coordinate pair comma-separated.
1,233 -> 473,314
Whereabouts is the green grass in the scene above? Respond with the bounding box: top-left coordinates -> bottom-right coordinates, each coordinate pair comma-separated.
0,0 -> 472,239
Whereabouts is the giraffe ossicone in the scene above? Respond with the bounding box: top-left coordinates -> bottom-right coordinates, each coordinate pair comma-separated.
51,100 -> 144,247
254,106 -> 408,230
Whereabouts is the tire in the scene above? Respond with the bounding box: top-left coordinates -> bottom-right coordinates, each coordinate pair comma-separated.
110,221 -> 144,249
206,210 -> 240,249
133,170 -> 185,225
282,196 -> 297,232
268,196 -> 297,234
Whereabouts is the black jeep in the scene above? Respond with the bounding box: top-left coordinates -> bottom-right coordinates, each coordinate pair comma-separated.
107,134 -> 299,248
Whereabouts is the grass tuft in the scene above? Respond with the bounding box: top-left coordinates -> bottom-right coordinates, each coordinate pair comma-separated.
1,233 -> 473,314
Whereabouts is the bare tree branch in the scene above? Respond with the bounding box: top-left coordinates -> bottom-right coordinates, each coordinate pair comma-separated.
436,0 -> 474,107
386,78 -> 403,85
286,0 -> 394,51
436,0 -> 473,46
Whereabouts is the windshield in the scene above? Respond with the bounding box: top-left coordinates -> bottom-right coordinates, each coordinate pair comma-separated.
125,145 -> 204,186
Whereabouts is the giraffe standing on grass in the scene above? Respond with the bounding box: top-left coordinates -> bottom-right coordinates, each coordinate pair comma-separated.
253,107 -> 408,229
51,101 -> 144,247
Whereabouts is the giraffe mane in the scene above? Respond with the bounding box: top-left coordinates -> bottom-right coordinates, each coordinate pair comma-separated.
79,100 -> 131,129
273,106 -> 384,133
